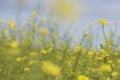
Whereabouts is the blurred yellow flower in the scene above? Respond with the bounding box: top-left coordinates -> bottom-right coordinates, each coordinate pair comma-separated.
32,11 -> 39,16
111,71 -> 119,77
89,22 -> 94,27
106,77 -> 111,80
53,0 -> 80,17
42,61 -> 61,76
8,20 -> 16,28
16,57 -> 22,62
10,41 -> 18,48
24,67 -> 30,72
41,49 -> 47,54
100,64 -> 112,72
78,75 -> 89,80
74,46 -> 82,53
97,57 -> 103,61
88,50 -> 94,56
84,33 -> 89,37
29,60 -> 37,65
30,52 -> 38,56
98,19 -> 108,25
117,59 -> 120,63
40,28 -> 48,35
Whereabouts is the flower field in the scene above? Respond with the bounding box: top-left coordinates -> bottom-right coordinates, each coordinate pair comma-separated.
0,0 -> 120,80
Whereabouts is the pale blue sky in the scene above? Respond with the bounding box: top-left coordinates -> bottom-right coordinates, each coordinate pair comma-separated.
0,0 -> 120,21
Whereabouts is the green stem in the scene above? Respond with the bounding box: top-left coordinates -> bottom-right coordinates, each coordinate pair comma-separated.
102,25 -> 108,45
72,37 -> 85,72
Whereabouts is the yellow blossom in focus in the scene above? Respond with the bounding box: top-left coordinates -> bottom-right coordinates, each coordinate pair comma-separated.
8,20 -> 16,28
42,61 -> 61,76
78,75 -> 89,80
100,64 -> 112,72
98,19 -> 108,25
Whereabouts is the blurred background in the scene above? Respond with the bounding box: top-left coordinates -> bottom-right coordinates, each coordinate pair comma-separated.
0,0 -> 120,48
0,0 -> 120,22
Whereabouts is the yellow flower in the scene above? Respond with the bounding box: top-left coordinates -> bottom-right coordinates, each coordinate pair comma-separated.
74,46 -> 82,53
78,75 -> 89,80
16,57 -> 22,62
42,61 -> 61,76
117,59 -> 120,63
111,71 -> 119,77
10,41 -> 18,48
100,64 -> 112,72
88,50 -> 94,56
97,57 -> 103,61
84,33 -> 89,37
28,60 -> 37,65
24,67 -> 30,72
53,0 -> 80,17
99,49 -> 106,54
8,20 -> 16,28
30,52 -> 38,56
98,19 -> 108,25
106,77 -> 111,80
32,11 -> 39,16
40,28 -> 48,35
41,49 -> 47,54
